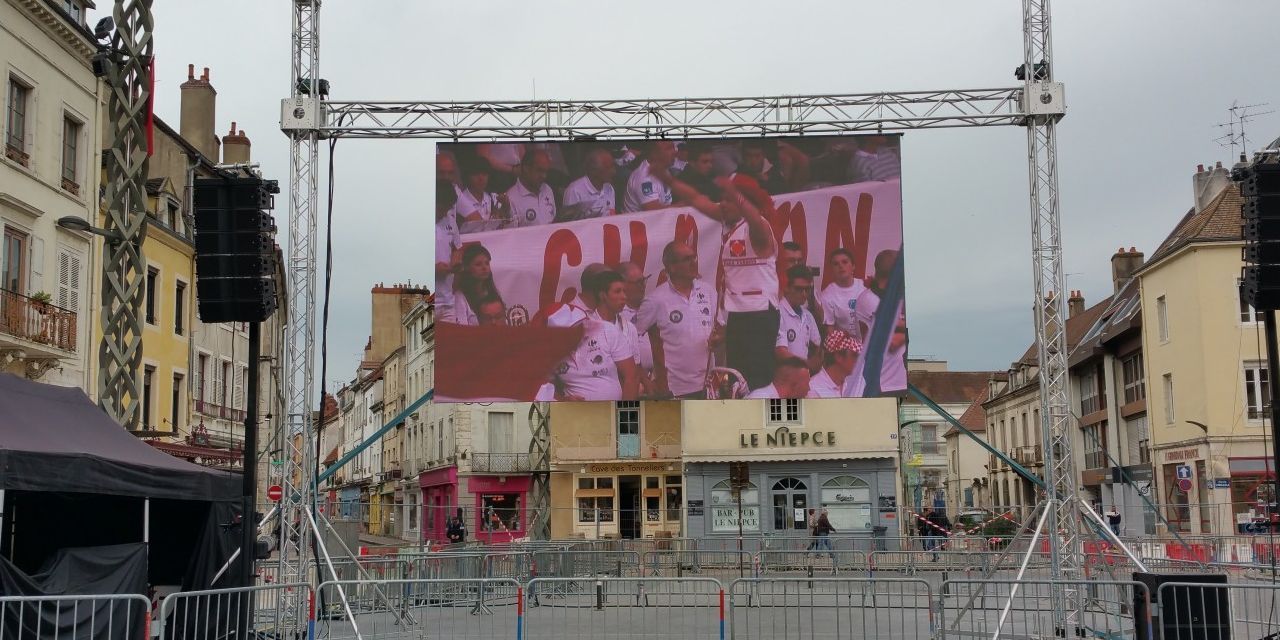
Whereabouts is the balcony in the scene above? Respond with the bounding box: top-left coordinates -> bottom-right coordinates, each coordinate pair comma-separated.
194,399 -> 247,422
470,452 -> 533,473
0,289 -> 77,373
1013,445 -> 1044,466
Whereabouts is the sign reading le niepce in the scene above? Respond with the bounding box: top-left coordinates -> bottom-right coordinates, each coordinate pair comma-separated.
740,426 -> 837,448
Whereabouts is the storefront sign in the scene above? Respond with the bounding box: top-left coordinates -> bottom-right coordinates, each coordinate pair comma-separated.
587,463 -> 671,474
1215,478 -> 1231,489
1164,448 -> 1199,462
712,506 -> 759,531
878,496 -> 896,513
740,427 -> 837,449
687,500 -> 704,516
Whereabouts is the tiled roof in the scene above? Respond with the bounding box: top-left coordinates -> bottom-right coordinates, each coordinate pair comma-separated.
144,178 -> 165,195
1147,183 -> 1242,265
907,370 -> 996,405
1069,278 -> 1142,366
1016,296 -> 1113,366
953,387 -> 991,433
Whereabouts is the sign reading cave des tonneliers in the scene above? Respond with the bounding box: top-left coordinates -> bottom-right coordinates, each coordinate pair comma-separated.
739,426 -> 837,449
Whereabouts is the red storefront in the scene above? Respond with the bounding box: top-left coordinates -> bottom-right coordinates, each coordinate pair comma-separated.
419,466 -> 457,543
472,475 -> 531,544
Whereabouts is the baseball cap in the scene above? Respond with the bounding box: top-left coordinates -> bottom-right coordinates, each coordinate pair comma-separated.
823,329 -> 862,354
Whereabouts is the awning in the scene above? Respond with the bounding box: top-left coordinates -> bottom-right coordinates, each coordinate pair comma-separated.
683,451 -> 895,464
146,440 -> 242,465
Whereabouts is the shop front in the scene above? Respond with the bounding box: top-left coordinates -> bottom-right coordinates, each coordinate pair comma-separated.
419,466 -> 458,543
1228,457 -> 1278,533
555,461 -> 683,540
1156,445 -> 1209,534
682,399 -> 900,539
469,475 -> 532,543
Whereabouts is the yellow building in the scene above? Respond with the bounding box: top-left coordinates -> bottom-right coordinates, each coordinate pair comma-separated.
681,399 -> 898,540
549,401 -> 682,539
1136,165 -> 1267,536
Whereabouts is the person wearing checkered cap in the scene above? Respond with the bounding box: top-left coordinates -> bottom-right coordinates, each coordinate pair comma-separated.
808,329 -> 863,398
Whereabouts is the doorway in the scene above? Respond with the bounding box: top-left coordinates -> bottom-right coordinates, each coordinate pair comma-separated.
618,476 -> 641,539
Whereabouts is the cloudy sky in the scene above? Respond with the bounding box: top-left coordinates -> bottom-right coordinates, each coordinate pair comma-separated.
92,1 -> 1280,389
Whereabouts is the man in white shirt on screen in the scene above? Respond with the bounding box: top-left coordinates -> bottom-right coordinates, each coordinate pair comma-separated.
434,186 -> 461,323
563,149 -> 617,220
745,356 -> 811,400
847,249 -> 908,396
455,161 -> 507,232
543,270 -> 638,401
808,329 -> 862,398
775,265 -> 821,372
505,150 -> 557,227
634,242 -> 718,400
820,247 -> 868,338
622,141 -> 676,213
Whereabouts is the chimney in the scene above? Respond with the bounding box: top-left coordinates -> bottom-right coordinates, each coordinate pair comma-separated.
222,121 -> 251,164
1192,161 -> 1231,213
180,64 -> 219,160
1110,246 -> 1144,293
1067,290 -> 1085,318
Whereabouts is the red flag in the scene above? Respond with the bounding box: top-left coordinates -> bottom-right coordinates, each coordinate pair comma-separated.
435,322 -> 583,401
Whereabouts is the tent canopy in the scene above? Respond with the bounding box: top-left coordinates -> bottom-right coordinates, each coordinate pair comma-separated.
0,374 -> 239,502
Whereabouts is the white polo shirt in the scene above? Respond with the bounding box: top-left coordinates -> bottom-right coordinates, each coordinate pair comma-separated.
546,303 -> 633,400
563,175 -> 616,220
506,180 -> 557,228
435,209 -> 461,323
720,219 -> 778,316
456,189 -> 501,224
620,306 -> 654,373
851,288 -> 907,393
622,160 -> 673,213
820,280 -> 868,337
633,279 -> 718,397
776,302 -> 820,360
591,308 -> 641,368
808,367 -> 842,398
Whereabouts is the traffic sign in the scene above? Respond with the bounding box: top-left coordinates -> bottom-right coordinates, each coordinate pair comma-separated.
1176,465 -> 1192,480
1177,478 -> 1193,493
267,485 -> 283,502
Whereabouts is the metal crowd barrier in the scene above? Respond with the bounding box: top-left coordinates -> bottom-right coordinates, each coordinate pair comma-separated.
531,550 -> 644,579
643,550 -> 754,580
523,577 -> 723,640
754,550 -> 869,576
0,593 -> 150,640
158,582 -> 309,640
939,578 -> 1149,640
315,578 -> 521,640
1155,580 -> 1280,640
728,577 -> 933,640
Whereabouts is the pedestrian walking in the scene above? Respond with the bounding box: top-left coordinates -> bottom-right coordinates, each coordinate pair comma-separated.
446,515 -> 467,545
805,508 -> 818,550
926,509 -> 951,561
918,507 -> 935,553
1105,506 -> 1122,536
814,508 -> 837,563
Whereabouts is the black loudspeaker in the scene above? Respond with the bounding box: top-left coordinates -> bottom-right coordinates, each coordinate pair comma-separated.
1132,572 -> 1229,640
1240,162 -> 1280,311
193,176 -> 280,323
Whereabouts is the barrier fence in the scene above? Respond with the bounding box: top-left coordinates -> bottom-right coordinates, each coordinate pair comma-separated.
0,594 -> 150,640
939,579 -> 1148,640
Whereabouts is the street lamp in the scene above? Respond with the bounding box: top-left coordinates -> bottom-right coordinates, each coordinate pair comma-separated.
56,216 -> 124,241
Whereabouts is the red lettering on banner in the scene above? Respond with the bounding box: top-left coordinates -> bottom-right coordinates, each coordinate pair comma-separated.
540,229 -> 583,310
770,201 -> 808,258
822,194 -> 874,284
603,221 -> 650,268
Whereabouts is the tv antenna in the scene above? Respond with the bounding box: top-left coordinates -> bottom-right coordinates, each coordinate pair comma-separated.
1216,100 -> 1274,161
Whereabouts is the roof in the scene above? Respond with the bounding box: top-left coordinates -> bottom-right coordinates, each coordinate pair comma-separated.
1145,183 -> 1242,266
1016,296 -> 1114,366
0,373 -> 238,501
949,387 -> 992,435
907,370 -> 996,405
1068,278 -> 1142,367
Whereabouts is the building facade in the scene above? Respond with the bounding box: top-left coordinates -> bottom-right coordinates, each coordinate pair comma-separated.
943,390 -> 993,516
549,401 -> 683,540
681,399 -> 899,540
1,0 -> 101,389
900,363 -> 992,523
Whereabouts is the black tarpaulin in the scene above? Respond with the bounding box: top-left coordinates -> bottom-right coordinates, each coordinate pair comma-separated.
0,373 -> 238,502
0,544 -> 149,639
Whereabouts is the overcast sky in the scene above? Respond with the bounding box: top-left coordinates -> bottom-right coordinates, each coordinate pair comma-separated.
91,1 -> 1280,389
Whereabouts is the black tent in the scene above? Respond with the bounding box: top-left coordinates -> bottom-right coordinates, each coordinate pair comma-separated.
0,373 -> 246,635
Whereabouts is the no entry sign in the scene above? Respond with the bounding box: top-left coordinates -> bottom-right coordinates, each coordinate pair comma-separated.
267,485 -> 283,502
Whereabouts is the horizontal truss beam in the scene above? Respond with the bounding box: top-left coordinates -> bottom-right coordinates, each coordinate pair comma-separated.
321,87 -> 1026,139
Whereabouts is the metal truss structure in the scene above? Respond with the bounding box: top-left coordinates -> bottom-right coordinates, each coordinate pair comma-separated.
278,0 -> 1078,633
98,0 -> 154,429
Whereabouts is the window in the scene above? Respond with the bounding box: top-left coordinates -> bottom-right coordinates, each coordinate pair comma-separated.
1079,364 -> 1105,414
480,493 -> 521,532
616,401 -> 640,458
6,77 -> 30,163
195,354 -> 208,406
577,477 -> 615,523
233,365 -> 245,410
407,493 -> 419,532
171,373 -> 183,432
768,399 -> 801,423
821,476 -> 872,531
1241,281 -> 1262,323
770,477 -> 809,531
142,366 -> 155,430
1082,422 -> 1107,470
174,281 -> 186,335
61,116 -> 81,193
1122,353 -> 1145,404
145,268 -> 158,325
710,479 -> 759,532
919,424 -> 939,455
664,476 -> 682,521
1163,374 -> 1175,424
221,361 -> 231,408
1162,463 -> 1191,533
963,488 -> 974,508
1156,296 -> 1169,341
487,411 -> 515,453
1245,362 -> 1271,420
2,228 -> 27,294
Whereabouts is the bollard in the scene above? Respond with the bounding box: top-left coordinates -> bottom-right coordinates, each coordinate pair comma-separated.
595,579 -> 605,610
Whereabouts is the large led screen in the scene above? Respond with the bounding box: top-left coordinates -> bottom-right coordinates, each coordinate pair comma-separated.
434,135 -> 907,402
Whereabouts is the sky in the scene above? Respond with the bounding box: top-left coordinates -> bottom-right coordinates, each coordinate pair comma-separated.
90,1 -> 1280,389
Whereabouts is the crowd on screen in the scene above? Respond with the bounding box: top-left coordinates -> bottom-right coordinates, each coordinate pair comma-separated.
434,137 -> 906,401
